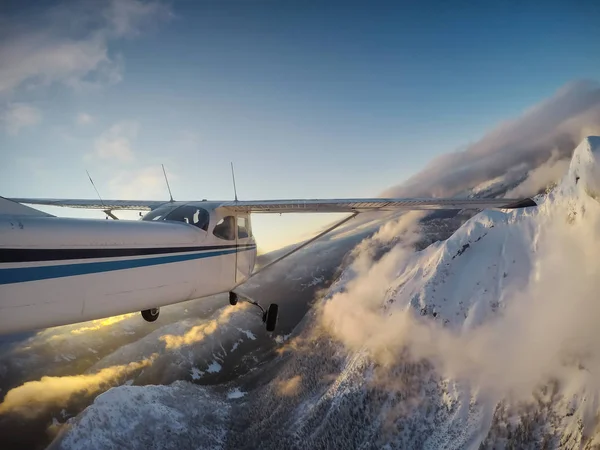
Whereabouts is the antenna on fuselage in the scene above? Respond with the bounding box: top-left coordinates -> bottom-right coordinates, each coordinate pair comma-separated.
230,162 -> 238,202
162,164 -> 174,203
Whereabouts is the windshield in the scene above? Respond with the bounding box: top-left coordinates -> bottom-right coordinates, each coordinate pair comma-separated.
141,204 -> 180,221
165,206 -> 210,231
141,204 -> 210,231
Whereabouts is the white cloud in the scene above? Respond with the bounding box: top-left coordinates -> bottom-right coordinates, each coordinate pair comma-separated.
76,112 -> 94,125
1,103 -> 42,135
505,151 -> 571,198
104,0 -> 173,38
108,166 -> 175,200
0,0 -> 171,94
94,121 -> 139,162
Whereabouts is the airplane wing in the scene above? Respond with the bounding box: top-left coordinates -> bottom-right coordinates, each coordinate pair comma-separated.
8,196 -> 536,214
7,198 -> 169,211
221,197 -> 537,213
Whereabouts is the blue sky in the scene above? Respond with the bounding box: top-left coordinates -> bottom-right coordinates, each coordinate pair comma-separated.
1,0 -> 599,251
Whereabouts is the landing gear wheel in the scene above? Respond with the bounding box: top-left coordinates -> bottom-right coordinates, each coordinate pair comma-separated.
229,292 -> 238,306
263,304 -> 279,332
141,308 -> 160,322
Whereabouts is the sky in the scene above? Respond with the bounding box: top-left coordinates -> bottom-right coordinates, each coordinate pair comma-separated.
0,0 -> 599,252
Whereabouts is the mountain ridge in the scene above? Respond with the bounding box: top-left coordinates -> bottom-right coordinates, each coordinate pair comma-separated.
53,136 -> 600,450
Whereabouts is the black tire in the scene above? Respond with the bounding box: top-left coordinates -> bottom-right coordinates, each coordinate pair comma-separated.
229,292 -> 238,306
265,304 -> 278,332
141,308 -> 160,322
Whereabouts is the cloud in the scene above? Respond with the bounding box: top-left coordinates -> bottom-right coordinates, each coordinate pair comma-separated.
76,112 -> 94,125
104,0 -> 172,38
505,151 -> 571,198
69,313 -> 135,335
0,0 -> 171,94
108,165 -> 174,200
320,158 -> 600,414
1,103 -> 42,135
94,121 -> 138,162
382,81 -> 600,199
277,375 -> 302,396
320,212 -> 426,358
160,304 -> 249,350
0,355 -> 156,417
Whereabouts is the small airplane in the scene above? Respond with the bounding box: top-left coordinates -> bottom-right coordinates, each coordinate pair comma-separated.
0,191 -> 536,336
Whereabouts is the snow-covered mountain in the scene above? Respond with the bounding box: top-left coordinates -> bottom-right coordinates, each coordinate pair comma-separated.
45,136 -> 600,450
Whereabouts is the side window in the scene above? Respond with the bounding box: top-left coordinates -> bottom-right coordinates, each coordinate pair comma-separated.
190,208 -> 210,231
213,216 -> 236,240
237,216 -> 249,239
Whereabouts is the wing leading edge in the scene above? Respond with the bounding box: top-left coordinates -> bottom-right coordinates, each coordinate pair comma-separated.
9,197 -> 536,214
8,198 -> 169,211
221,197 -> 537,213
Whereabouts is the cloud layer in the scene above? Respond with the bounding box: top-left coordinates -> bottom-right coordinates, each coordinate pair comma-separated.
0,0 -> 171,94
382,81 -> 600,199
1,103 -> 42,135
322,146 -> 600,417
0,355 -> 156,417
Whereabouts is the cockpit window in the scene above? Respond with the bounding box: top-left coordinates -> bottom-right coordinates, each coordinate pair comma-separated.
213,216 -> 236,240
142,205 -> 210,231
165,206 -> 210,231
141,205 -> 178,222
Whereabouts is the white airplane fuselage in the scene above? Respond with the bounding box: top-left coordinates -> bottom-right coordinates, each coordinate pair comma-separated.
0,205 -> 256,334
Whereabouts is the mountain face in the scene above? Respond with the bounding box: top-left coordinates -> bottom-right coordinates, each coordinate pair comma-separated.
11,137 -> 600,449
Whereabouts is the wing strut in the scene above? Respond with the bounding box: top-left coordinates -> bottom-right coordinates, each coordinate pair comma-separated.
234,212 -> 358,290
231,212 -> 358,330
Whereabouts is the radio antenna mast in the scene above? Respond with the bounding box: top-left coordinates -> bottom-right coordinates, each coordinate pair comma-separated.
86,170 -> 105,208
162,164 -> 174,203
230,162 -> 238,202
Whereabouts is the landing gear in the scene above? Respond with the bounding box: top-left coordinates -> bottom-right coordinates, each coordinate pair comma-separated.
264,304 -> 279,332
229,291 -> 278,332
141,308 -> 160,322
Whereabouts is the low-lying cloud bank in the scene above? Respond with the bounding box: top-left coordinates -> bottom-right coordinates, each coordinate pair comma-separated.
322,136 -> 600,413
382,80 -> 600,199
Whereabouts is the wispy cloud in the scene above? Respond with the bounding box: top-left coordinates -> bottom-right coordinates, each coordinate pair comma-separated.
0,355 -> 157,418
76,112 -> 94,125
104,0 -> 172,38
0,0 -> 172,94
160,304 -> 248,350
1,103 -> 42,135
108,165 -> 174,199
93,121 -> 139,162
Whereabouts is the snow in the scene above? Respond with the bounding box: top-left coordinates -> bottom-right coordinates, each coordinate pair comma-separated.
275,333 -> 291,344
227,388 -> 246,399
54,382 -> 230,450
190,366 -> 204,380
50,136 -> 600,450
206,360 -> 222,373
236,328 -> 257,340
383,206 -> 535,331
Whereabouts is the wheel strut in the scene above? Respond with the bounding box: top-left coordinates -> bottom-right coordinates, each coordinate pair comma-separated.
230,291 -> 278,332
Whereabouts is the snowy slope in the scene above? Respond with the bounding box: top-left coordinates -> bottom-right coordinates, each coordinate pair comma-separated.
51,382 -> 230,450
51,137 -> 600,450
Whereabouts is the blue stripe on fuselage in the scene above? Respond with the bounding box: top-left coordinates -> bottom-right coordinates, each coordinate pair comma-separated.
0,246 -> 255,285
